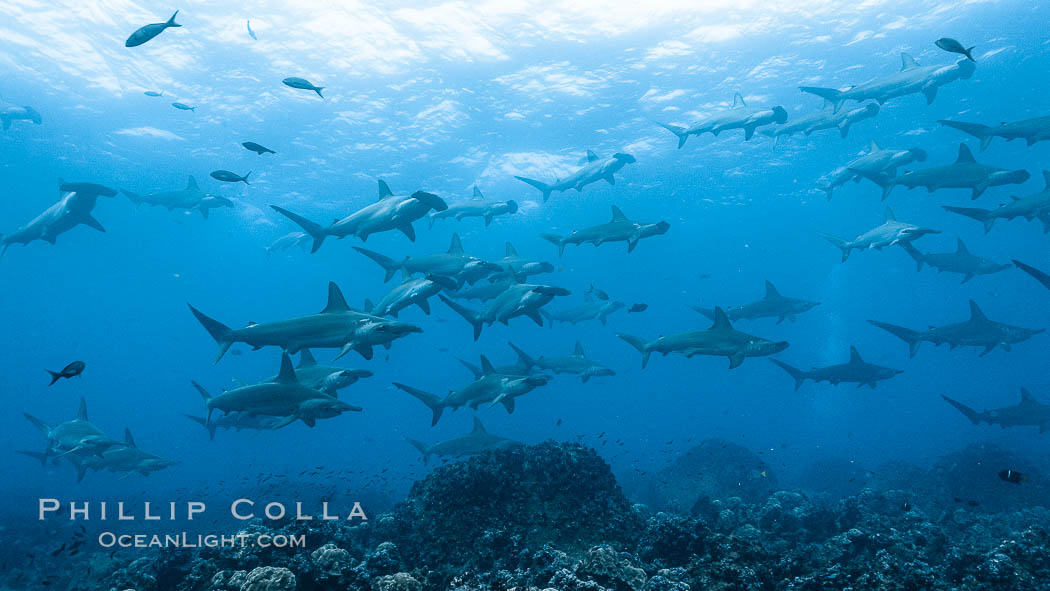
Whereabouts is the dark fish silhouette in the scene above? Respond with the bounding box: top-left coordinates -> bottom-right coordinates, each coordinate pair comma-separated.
171,102 -> 195,112
999,469 -> 1026,484
282,77 -> 324,98
628,303 -> 648,313
125,11 -> 181,48
242,142 -> 275,155
935,37 -> 975,61
143,91 -> 162,97
210,170 -> 251,185
46,361 -> 85,385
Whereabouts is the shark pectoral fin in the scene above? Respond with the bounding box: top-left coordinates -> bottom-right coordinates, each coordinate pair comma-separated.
604,174 -> 615,185
501,396 -> 515,414
81,214 -> 106,233
272,415 -> 297,430
922,84 -> 938,105
525,309 -> 543,327
396,223 -> 416,241
979,345 -> 995,356
416,299 -> 431,315
728,351 -> 746,369
301,416 -> 317,428
627,235 -> 639,253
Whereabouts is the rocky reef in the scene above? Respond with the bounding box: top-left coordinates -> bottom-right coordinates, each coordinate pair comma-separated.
12,440 -> 1050,591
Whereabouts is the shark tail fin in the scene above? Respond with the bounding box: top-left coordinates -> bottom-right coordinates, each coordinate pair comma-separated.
689,305 -> 716,321
799,86 -> 845,113
406,439 -> 431,464
943,205 -> 995,233
938,120 -> 992,151
868,320 -> 922,358
121,189 -> 143,204
656,122 -> 689,149
270,205 -> 326,253
46,370 -> 62,386
818,232 -> 851,262
514,176 -> 553,202
314,87 -> 325,99
394,383 -> 444,426
941,395 -> 983,425
539,233 -> 565,257
191,381 -> 215,429
617,333 -> 651,369
439,295 -> 483,341
769,359 -> 807,391
187,304 -> 234,363
23,413 -> 50,436
183,414 -> 217,440
508,341 -> 536,368
353,247 -> 400,282
900,242 -> 925,271
166,10 -> 181,27
849,168 -> 894,200
1013,259 -> 1050,291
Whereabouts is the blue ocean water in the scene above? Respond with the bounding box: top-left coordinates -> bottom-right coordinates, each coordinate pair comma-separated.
1,0 -> 1049,556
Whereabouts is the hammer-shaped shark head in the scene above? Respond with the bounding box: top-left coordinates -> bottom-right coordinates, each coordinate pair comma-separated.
901,226 -> 941,239
613,153 -> 637,164
748,339 -> 790,357
909,148 -> 929,162
771,106 -> 789,124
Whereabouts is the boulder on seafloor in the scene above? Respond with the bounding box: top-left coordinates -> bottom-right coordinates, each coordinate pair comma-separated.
385,441 -> 644,568
647,438 -> 776,512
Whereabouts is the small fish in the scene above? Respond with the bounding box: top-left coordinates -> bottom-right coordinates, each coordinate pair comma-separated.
628,303 -> 648,313
282,77 -> 324,98
556,418 -> 562,426
172,102 -> 195,112
586,284 -> 609,300
144,91 -> 163,97
999,469 -> 1026,485
935,37 -> 976,62
901,502 -> 912,512
242,141 -> 275,155
126,11 -> 181,47
247,19 -> 257,40
49,544 -> 65,557
210,170 -> 251,185
46,361 -> 85,385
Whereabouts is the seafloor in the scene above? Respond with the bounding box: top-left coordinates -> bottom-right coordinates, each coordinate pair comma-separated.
10,441 -> 1050,590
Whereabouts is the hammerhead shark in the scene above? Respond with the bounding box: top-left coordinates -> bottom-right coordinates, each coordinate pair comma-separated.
942,388 -> 1050,433
869,300 -> 1043,357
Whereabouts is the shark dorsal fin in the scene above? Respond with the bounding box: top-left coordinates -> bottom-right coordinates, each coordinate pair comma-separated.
956,143 -> 976,164
448,233 -> 464,254
363,298 -> 375,313
764,280 -> 780,299
400,267 -> 412,283
1020,388 -> 1037,405
187,176 -> 198,190
276,353 -> 297,383
900,53 -> 919,70
124,428 -> 137,447
479,355 -> 495,374
610,205 -> 629,222
969,299 -> 987,322
869,140 -> 881,152
298,349 -> 317,367
76,398 -> 88,421
711,307 -> 733,331
1042,170 -> 1050,190
505,242 -> 518,257
573,341 -> 585,357
322,282 -> 350,313
377,180 -> 393,199
732,92 -> 746,107
884,207 -> 896,221
955,239 -> 969,255
473,185 -> 484,199
472,416 -> 487,434
586,149 -> 599,162
849,346 -> 863,363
